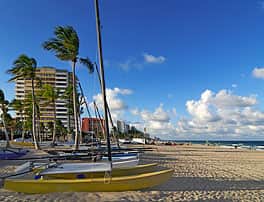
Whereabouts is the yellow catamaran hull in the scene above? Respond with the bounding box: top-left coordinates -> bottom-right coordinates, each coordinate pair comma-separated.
11,141 -> 34,147
4,169 -> 173,193
41,163 -> 158,179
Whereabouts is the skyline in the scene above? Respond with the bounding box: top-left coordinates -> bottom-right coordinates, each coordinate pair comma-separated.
1,0 -> 264,140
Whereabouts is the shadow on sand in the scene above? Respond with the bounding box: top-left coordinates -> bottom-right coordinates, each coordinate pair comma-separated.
147,176 -> 264,192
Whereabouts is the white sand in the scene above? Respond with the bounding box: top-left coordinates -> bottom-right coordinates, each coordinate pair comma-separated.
0,145 -> 263,201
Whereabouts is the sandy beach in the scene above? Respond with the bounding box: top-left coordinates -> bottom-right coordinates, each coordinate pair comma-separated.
0,144 -> 263,202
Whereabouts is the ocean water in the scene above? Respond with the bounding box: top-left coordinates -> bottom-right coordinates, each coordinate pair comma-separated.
172,140 -> 264,150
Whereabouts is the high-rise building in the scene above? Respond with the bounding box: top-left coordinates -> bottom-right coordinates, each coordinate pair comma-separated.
15,67 -> 74,130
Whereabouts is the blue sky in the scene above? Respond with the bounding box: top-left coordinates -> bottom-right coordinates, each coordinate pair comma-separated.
1,0 -> 264,140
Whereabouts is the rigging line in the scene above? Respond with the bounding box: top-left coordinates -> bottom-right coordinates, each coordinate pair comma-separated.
93,101 -> 99,137
78,82 -> 92,118
93,101 -> 106,140
92,63 -> 97,117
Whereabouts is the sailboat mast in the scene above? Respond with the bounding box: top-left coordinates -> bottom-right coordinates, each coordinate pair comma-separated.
94,63 -> 120,148
94,0 -> 112,162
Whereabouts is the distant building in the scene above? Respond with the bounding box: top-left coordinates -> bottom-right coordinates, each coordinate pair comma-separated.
82,117 -> 104,134
15,67 -> 74,129
132,138 -> 146,144
144,133 -> 150,138
117,120 -> 129,133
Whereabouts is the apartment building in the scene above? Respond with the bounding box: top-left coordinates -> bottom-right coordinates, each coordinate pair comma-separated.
15,67 -> 74,130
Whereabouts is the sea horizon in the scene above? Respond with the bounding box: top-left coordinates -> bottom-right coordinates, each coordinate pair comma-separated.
160,139 -> 264,150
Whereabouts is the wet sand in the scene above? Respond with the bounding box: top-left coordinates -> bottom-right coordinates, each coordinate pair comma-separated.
0,144 -> 263,201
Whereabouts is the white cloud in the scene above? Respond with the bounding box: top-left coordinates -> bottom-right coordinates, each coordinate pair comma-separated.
117,52 -> 165,71
186,89 -> 256,122
137,104 -> 170,123
119,57 -> 143,71
143,53 -> 166,64
175,89 -> 264,139
130,104 -> 177,139
130,89 -> 263,139
91,86 -> 264,140
92,87 -> 133,121
212,90 -> 256,108
172,108 -> 177,116
232,84 -> 237,88
186,89 -> 220,122
130,108 -> 140,116
252,67 -> 264,79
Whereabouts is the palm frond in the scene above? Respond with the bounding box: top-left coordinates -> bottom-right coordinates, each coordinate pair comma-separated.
79,57 -> 94,73
43,26 -> 79,62
7,54 -> 37,81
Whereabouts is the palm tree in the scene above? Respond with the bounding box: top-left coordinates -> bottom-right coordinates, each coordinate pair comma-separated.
5,113 -> 16,141
0,89 -> 10,147
41,84 -> 60,144
7,54 -> 40,150
10,99 -> 25,141
62,84 -> 74,141
56,119 -> 67,142
42,26 -> 94,150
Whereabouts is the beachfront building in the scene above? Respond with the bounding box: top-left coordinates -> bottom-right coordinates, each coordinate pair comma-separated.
117,120 -> 130,134
82,117 -> 104,134
15,67 -> 74,130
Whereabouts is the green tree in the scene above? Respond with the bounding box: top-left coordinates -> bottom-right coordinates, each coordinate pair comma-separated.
0,89 -> 10,147
7,54 -> 40,149
62,84 -> 74,140
42,26 -> 94,150
56,119 -> 67,142
5,113 -> 16,141
10,99 -> 25,141
40,84 -> 60,144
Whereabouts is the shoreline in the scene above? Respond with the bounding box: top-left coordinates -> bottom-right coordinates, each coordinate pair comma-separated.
154,140 -> 264,151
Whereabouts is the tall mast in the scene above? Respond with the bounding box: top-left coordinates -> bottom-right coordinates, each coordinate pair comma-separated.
95,63 -> 120,148
94,0 -> 112,162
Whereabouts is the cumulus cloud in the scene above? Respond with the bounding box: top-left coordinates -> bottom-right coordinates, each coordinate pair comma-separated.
130,104 -> 177,139
92,87 -> 133,120
143,53 -> 166,64
212,90 -> 256,108
176,89 -> 264,139
135,104 -> 170,123
130,89 -> 263,139
252,67 -> 264,79
186,89 -> 256,123
91,86 -> 264,140
186,90 -> 220,122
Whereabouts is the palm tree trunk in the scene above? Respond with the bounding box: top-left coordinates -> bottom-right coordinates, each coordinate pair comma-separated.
2,113 -> 10,148
20,111 -> 25,142
21,129 -> 25,142
10,128 -> 14,141
78,111 -> 82,144
37,117 -> 42,143
72,61 -> 79,150
52,100 -> 56,144
67,108 -> 71,141
31,79 -> 40,150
